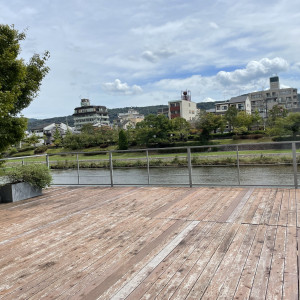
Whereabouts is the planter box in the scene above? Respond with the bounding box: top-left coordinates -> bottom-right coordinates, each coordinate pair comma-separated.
0,182 -> 42,203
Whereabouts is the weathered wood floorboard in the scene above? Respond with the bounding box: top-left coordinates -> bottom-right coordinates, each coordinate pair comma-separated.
0,186 -> 298,299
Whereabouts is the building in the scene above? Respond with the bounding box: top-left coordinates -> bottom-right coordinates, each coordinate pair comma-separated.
249,76 -> 298,118
43,123 -> 74,145
157,107 -> 169,118
214,76 -> 298,118
73,99 -> 110,131
215,95 -> 251,115
117,109 -> 144,129
168,91 -> 198,121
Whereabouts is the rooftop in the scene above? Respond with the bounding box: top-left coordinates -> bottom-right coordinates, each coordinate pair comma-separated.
0,186 -> 298,299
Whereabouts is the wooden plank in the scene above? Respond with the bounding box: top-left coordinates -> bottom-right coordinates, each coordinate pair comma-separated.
234,188 -> 263,224
268,189 -> 283,226
278,189 -> 289,227
143,223 -> 227,300
213,224 -> 258,299
183,224 -> 240,299
169,223 -> 233,300
233,225 -> 267,299
109,221 -> 200,300
197,224 -> 250,299
296,189 -> 300,228
265,226 -> 286,299
249,225 -> 277,299
288,189 -> 297,227
125,222 -> 214,300
282,226 -> 298,299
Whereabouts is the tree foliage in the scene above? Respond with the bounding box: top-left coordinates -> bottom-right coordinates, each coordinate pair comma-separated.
118,129 -> 128,150
196,111 -> 224,141
0,24 -> 49,153
224,106 -> 238,132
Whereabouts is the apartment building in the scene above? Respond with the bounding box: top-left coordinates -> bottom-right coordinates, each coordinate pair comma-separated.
214,76 -> 298,118
215,95 -> 251,115
249,76 -> 298,118
168,91 -> 198,121
73,99 -> 110,131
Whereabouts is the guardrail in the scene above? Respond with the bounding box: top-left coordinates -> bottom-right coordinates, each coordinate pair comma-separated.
1,141 -> 300,188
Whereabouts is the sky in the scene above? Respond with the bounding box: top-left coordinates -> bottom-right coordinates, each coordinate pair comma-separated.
1,0 -> 300,119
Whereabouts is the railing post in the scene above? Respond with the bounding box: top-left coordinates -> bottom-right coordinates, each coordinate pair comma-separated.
22,159 -> 25,166
236,145 -> 241,185
109,151 -> 114,187
292,142 -> 298,189
187,147 -> 192,187
146,150 -> 150,185
46,154 -> 50,169
76,154 -> 80,185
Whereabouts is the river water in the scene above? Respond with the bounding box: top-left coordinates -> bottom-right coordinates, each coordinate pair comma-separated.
51,164 -> 298,187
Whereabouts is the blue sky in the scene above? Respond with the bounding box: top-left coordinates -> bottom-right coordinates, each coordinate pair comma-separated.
1,0 -> 300,118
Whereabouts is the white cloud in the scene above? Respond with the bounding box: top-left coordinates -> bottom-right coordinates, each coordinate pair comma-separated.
102,79 -> 143,95
142,49 -> 175,63
216,58 -> 289,86
209,22 -> 219,29
203,97 -> 216,102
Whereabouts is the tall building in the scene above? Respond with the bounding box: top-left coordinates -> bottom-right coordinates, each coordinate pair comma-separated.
168,91 -> 198,121
73,99 -> 110,131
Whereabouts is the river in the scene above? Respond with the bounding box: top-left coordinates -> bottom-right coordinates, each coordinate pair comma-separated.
51,164 -> 298,187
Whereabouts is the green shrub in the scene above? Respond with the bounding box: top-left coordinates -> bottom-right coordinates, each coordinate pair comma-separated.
5,164 -> 52,189
9,147 -> 18,156
34,145 -> 48,154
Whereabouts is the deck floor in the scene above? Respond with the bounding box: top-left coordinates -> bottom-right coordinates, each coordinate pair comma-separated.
0,186 -> 299,299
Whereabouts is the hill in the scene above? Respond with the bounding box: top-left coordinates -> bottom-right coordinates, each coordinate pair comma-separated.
27,101 -> 218,130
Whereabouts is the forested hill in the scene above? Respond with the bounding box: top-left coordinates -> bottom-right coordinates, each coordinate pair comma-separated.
27,101 -> 219,130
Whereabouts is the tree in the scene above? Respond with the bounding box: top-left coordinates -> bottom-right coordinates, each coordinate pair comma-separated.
118,129 -> 128,150
282,113 -> 300,137
267,105 -> 288,127
196,111 -> 224,141
25,133 -> 40,147
224,106 -> 238,132
0,25 -> 49,153
170,117 -> 191,141
136,114 -> 171,145
52,126 -> 62,147
235,111 -> 254,131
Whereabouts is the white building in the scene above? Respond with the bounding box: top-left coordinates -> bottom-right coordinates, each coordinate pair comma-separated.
249,76 -> 298,118
73,99 -> 110,131
214,76 -> 298,118
168,91 -> 198,121
117,109 -> 144,129
43,123 -> 74,145
215,95 -> 251,115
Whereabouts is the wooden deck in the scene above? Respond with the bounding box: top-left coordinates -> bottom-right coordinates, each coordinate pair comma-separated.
0,186 -> 299,299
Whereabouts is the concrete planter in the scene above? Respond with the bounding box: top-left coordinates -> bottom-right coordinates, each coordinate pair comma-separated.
0,182 -> 42,203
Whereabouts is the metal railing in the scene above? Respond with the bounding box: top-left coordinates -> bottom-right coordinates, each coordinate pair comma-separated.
1,141 -> 300,188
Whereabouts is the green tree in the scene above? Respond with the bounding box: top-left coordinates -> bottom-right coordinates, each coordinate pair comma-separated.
0,25 -> 49,153
53,126 -> 62,147
136,114 -> 171,145
224,106 -> 238,132
267,104 -> 288,127
118,129 -> 128,150
282,113 -> 300,138
25,133 -> 40,147
196,111 -> 224,141
235,111 -> 254,131
170,117 -> 191,141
